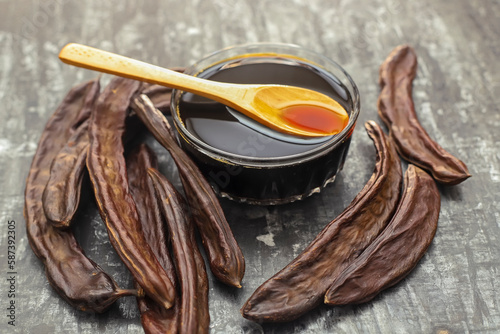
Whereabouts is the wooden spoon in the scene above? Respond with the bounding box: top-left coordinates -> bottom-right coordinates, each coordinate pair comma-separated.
59,43 -> 349,137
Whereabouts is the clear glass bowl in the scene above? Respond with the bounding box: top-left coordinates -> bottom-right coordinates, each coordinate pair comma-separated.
171,43 -> 360,205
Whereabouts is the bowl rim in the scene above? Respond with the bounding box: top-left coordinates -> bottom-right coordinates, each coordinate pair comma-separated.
171,42 -> 360,168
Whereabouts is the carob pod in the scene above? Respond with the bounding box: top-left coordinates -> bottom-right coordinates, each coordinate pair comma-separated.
377,44 -> 470,185
87,77 -> 175,309
24,78 -> 138,312
325,164 -> 440,304
42,117 -> 91,228
148,168 -> 210,334
41,77 -> 100,228
241,120 -> 402,322
43,114 -> 145,229
132,94 -> 245,288
127,144 -> 179,334
43,101 -> 147,229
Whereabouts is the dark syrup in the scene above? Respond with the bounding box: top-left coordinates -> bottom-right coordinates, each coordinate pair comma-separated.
176,56 -> 354,203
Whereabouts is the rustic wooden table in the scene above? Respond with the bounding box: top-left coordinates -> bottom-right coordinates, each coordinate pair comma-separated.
1,0 -> 499,333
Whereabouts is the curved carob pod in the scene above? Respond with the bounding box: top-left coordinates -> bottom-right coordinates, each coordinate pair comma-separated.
43,98 -> 148,230
42,117 -> 143,229
42,75 -> 99,228
42,117 -> 91,228
131,94 -> 245,288
377,45 -> 470,185
127,144 -> 179,334
87,77 -> 175,310
148,168 -> 210,334
325,164 -> 440,305
24,78 -> 138,313
241,120 -> 402,322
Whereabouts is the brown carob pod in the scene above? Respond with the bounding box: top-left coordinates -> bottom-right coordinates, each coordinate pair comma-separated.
148,168 -> 210,334
42,117 -> 91,228
87,77 -> 175,310
325,164 -> 440,305
132,94 -> 245,288
24,78 -> 138,313
43,110 -> 147,230
42,76 -> 99,228
377,45 -> 470,185
127,144 -> 179,334
241,120 -> 402,322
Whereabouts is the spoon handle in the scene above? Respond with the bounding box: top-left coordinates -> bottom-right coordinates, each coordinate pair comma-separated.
59,43 -> 246,105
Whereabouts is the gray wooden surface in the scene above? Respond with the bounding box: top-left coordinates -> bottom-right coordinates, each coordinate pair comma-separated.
1,0 -> 499,333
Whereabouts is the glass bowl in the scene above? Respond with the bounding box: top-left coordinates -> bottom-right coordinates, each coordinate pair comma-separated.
171,43 -> 360,205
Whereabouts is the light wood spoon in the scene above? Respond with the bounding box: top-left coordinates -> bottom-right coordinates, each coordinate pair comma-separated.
59,43 -> 348,137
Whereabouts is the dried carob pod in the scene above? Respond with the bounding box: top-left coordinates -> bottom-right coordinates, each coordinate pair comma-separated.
24,78 -> 138,313
132,94 -> 245,288
127,144 -> 179,333
43,103 -> 147,230
42,77 -> 99,227
148,168 -> 210,334
87,77 -> 175,309
377,45 -> 470,185
241,121 -> 402,322
42,117 -> 91,228
325,164 -> 440,305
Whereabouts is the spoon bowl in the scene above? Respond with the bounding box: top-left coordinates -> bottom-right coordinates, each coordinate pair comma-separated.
58,43 -> 348,137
